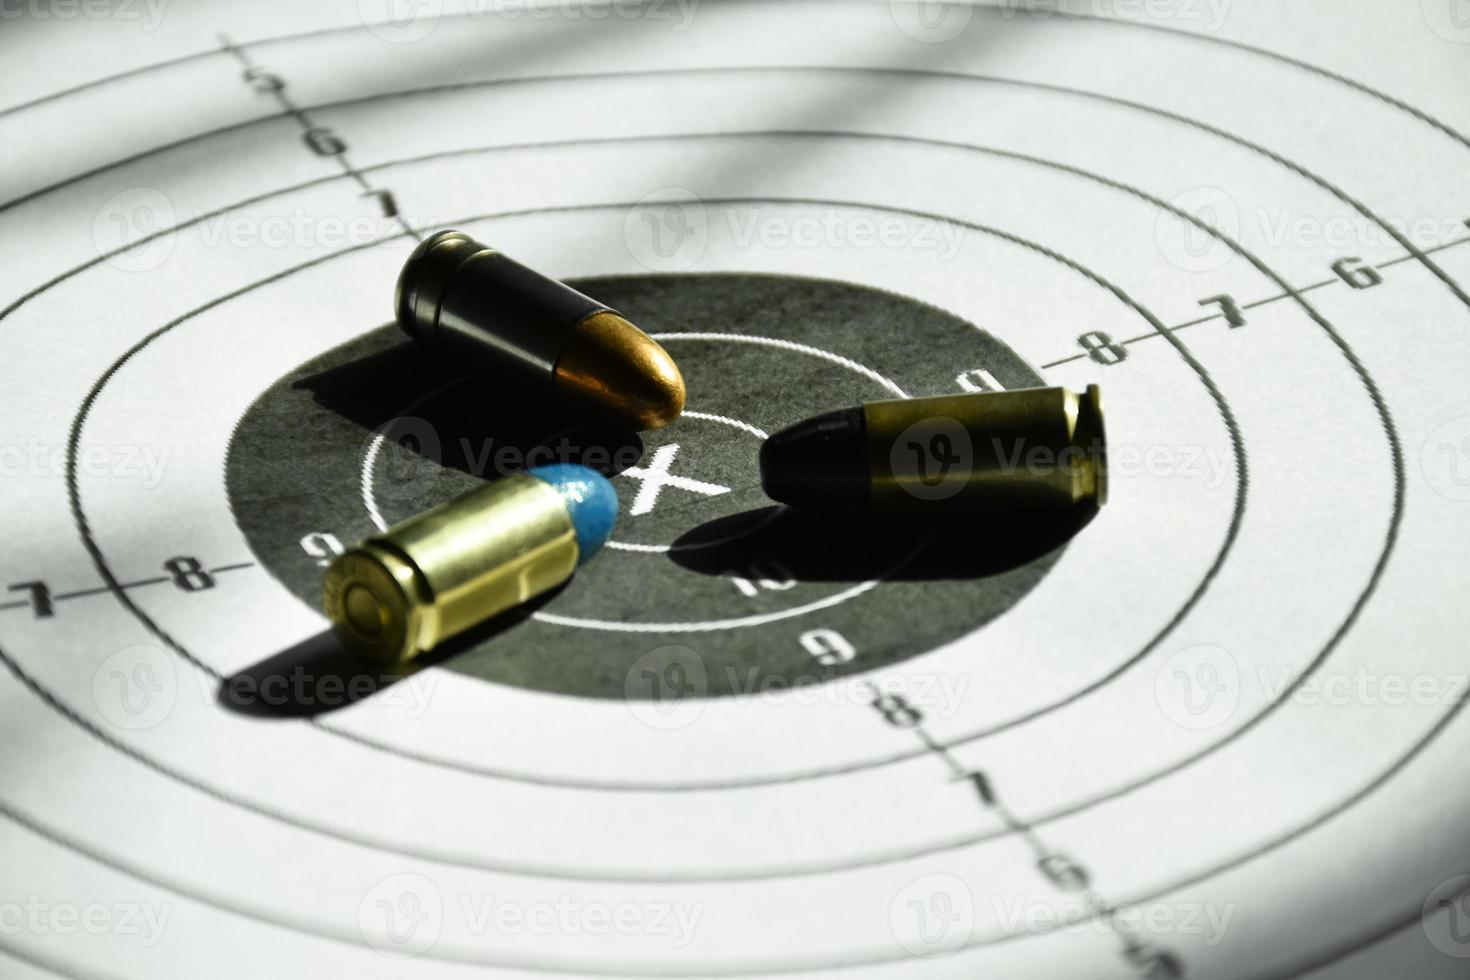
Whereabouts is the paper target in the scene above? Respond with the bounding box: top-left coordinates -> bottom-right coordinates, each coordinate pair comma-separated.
2,2 -> 1469,978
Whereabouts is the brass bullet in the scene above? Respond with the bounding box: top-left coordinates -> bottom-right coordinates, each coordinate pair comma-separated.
760,386 -> 1107,513
395,230 -> 686,430
323,464 -> 617,667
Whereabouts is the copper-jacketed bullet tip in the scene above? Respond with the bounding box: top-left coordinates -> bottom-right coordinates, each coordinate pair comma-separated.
553,311 -> 686,430
395,230 -> 686,431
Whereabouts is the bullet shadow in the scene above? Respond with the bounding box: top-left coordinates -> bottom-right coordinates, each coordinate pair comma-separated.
291,326 -> 644,479
669,504 -> 1098,582
215,589 -> 561,719
224,328 -> 633,717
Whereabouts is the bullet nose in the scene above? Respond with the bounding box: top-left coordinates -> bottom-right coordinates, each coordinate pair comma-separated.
760,407 -> 871,511
527,464 -> 619,564
553,311 -> 686,430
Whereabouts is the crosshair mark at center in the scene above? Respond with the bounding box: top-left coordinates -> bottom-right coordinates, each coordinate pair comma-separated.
606,410 -> 771,554
621,444 -> 731,516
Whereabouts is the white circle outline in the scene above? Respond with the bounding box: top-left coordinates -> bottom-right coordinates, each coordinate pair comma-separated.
652,332 -> 909,399
538,332 -> 909,631
359,333 -> 911,632
361,377 -> 462,533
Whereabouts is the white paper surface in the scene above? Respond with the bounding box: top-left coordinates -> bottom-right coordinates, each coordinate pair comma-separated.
1,2 -> 1469,977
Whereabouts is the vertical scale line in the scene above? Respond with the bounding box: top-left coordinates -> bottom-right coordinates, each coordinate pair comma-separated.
217,33 -> 421,241
873,685 -> 1184,974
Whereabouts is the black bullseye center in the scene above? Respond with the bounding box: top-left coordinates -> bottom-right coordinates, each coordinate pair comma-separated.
226,272 -> 1069,699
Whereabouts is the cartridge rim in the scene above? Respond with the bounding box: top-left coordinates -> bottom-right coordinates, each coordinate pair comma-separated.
322,544 -> 431,667
394,230 -> 493,341
1076,384 -> 1107,507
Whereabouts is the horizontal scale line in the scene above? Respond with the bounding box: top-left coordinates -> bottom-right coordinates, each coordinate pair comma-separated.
1044,234 -> 1470,371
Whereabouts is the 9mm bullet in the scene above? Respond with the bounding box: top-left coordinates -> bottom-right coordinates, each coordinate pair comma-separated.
323,464 -> 618,667
760,386 -> 1107,513
395,230 -> 686,430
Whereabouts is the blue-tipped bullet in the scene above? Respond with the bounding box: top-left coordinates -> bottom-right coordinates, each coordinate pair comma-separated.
528,464 -> 618,565
323,464 -> 617,665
